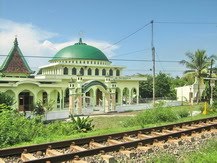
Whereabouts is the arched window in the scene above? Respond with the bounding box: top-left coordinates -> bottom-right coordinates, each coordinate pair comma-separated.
80,68 -> 84,75
88,68 -> 92,75
95,68 -> 99,76
109,69 -> 113,76
72,67 -> 77,75
116,69 -> 120,76
63,67 -> 68,75
102,69 -> 106,76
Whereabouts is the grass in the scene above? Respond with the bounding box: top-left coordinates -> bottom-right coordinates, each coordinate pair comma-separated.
8,104 -> 217,148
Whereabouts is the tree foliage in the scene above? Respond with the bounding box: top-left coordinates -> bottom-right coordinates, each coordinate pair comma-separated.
0,92 -> 15,112
180,50 -> 214,103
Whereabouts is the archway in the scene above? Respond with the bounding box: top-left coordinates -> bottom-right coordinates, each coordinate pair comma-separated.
122,87 -> 129,104
116,87 -> 121,104
37,90 -> 48,104
96,88 -> 103,106
19,90 -> 34,111
131,88 -> 137,104
84,89 -> 94,107
64,88 -> 69,108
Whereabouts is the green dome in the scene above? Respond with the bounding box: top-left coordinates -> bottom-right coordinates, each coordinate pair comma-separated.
51,38 -> 109,61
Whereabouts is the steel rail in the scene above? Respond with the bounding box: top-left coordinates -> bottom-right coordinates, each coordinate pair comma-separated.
23,123 -> 217,163
0,116 -> 216,157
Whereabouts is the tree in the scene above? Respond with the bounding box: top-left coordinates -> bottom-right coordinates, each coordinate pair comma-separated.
139,74 -> 153,98
180,50 -> 214,103
155,72 -> 176,99
0,92 -> 15,112
139,73 -> 176,100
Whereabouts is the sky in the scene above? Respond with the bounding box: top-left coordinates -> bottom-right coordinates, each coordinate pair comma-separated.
0,0 -> 217,77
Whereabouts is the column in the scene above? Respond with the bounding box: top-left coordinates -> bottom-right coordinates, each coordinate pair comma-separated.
69,94 -> 75,115
111,93 -> 116,111
104,93 -> 110,112
136,88 -> 139,104
77,93 -> 82,114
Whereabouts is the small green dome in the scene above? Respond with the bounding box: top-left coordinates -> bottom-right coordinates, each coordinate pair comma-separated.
51,38 -> 109,61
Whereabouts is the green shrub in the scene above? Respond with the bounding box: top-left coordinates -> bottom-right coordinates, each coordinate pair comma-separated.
70,115 -> 94,132
0,111 -> 78,148
123,106 -> 181,128
45,121 -> 76,136
0,111 -> 44,147
176,108 -> 190,118
210,101 -> 217,112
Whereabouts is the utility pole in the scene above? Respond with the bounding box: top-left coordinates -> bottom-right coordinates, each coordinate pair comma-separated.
151,20 -> 155,105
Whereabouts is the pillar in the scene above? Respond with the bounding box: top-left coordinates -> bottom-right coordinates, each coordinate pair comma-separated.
69,94 -> 75,115
104,93 -> 110,112
111,93 -> 116,111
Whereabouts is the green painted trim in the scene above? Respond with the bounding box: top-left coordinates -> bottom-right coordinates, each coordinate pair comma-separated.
82,80 -> 107,92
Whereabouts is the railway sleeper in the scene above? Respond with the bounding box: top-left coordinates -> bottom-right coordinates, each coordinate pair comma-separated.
163,129 -> 174,134
167,138 -> 183,146
137,133 -> 152,139
70,145 -> 87,152
46,149 -> 63,156
151,131 -> 166,136
107,139 -> 122,145
101,154 -> 116,163
123,136 -> 139,142
119,150 -> 136,159
21,153 -> 37,162
153,140 -> 168,149
137,146 -> 153,154
89,141 -> 105,148
0,158 -> 5,163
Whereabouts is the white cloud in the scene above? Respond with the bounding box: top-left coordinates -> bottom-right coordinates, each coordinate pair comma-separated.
0,19 -> 118,71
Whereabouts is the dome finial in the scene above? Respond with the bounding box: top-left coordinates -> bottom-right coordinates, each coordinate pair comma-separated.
14,35 -> 18,46
79,38 -> 82,44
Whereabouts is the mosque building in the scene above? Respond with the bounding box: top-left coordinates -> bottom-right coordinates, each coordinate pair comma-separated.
0,38 -> 145,116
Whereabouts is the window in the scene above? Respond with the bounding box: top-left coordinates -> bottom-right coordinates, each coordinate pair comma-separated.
116,69 -> 120,76
72,67 -> 77,75
80,68 -> 84,75
95,68 -> 99,76
88,68 -> 92,75
102,69 -> 106,76
63,67 -> 68,75
109,69 -> 113,76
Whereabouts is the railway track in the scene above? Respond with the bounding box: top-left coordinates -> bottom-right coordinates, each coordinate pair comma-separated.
0,116 -> 217,163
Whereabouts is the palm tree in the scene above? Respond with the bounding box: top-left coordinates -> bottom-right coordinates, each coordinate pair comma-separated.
180,50 -> 214,103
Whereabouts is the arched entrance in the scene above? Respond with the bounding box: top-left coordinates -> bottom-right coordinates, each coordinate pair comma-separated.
96,88 -> 103,106
123,87 -> 129,104
19,90 -> 34,111
37,90 -> 48,104
131,88 -> 137,104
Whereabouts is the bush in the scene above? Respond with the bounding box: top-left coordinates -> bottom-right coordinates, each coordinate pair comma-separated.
210,101 -> 217,112
0,92 -> 15,112
123,107 -> 178,128
70,115 -> 94,132
0,111 -> 78,148
176,108 -> 190,118
0,110 -> 44,147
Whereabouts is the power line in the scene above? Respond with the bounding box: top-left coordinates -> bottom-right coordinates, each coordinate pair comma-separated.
111,48 -> 150,58
155,21 -> 217,25
103,22 -> 151,50
0,54 -> 181,62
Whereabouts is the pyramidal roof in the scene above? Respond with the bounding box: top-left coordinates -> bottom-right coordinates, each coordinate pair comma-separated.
0,38 -> 34,76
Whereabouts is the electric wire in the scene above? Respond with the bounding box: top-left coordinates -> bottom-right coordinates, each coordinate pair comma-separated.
102,22 -> 151,50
